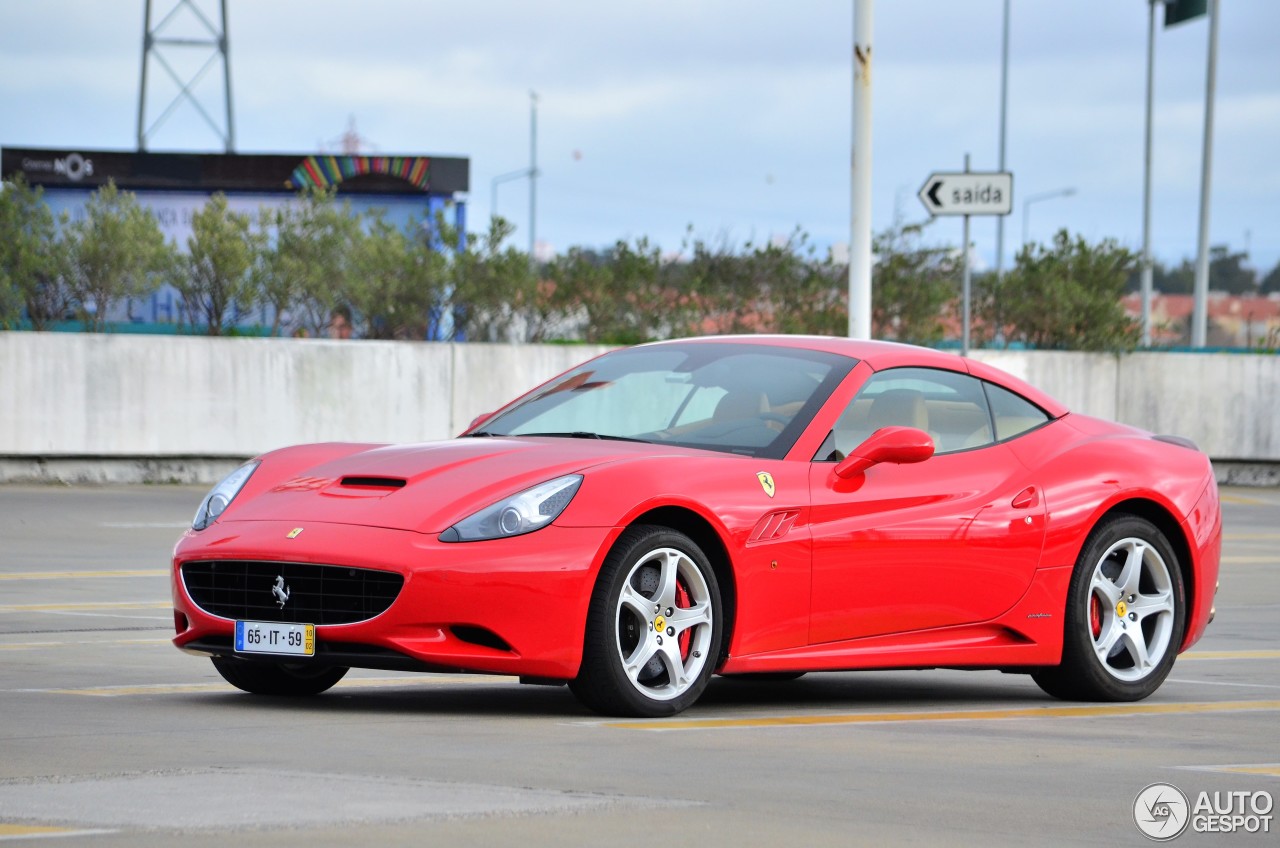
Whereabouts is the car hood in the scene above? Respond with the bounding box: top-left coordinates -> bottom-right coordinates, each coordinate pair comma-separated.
221,436 -> 701,534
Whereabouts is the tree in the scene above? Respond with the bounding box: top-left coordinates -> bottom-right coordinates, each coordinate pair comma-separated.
446,215 -> 537,342
0,175 -> 67,330
179,193 -> 262,335
257,189 -> 360,336
871,221 -> 958,345
1207,246 -> 1256,295
344,212 -> 445,340
1262,260 -> 1280,295
62,181 -> 174,332
980,230 -> 1139,351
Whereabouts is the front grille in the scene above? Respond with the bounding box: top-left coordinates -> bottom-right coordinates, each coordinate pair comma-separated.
182,560 -> 404,625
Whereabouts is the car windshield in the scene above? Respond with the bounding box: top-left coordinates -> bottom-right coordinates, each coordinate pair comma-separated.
474,342 -> 855,459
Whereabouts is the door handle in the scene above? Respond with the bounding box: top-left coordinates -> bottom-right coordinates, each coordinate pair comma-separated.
1011,486 -> 1039,510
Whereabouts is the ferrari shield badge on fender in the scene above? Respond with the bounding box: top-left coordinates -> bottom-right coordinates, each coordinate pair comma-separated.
756,471 -> 775,498
287,527 -> 304,539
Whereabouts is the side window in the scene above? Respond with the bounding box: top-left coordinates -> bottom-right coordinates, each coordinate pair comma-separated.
817,367 -> 994,460
983,382 -> 1050,441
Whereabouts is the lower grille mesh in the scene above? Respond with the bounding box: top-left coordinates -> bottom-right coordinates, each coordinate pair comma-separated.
182,560 -> 404,625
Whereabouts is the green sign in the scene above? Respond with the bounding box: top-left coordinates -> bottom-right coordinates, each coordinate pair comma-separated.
1165,0 -> 1207,28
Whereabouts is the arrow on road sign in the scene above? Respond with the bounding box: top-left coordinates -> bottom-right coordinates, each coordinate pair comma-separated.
918,172 -> 1013,217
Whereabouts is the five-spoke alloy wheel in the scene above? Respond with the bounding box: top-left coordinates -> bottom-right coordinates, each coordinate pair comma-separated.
1034,515 -> 1185,701
571,525 -> 723,716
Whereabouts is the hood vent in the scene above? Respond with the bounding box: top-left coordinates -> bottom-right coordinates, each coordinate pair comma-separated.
339,476 -> 407,489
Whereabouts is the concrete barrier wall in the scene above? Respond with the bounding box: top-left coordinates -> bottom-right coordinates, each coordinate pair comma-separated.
2,332 -> 1275,475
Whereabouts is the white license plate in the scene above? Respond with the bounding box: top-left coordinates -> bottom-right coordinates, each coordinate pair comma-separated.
234,620 -> 315,656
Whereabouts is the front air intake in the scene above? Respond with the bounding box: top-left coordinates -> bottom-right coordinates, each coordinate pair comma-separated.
182,561 -> 403,625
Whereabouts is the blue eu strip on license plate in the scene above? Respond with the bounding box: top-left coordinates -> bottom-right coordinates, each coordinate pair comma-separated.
234,620 -> 315,656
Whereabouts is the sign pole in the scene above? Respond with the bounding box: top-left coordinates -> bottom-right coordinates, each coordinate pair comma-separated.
1191,0 -> 1218,348
1140,0 -> 1157,347
962,153 -> 972,356
849,0 -> 874,340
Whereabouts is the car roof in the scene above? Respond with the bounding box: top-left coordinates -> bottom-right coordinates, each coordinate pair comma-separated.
641,335 -> 1069,417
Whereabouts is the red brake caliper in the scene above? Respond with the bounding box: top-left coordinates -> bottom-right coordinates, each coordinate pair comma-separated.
1089,592 -> 1103,640
675,580 -> 692,660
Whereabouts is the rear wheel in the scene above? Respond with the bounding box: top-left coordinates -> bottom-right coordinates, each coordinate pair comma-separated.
1033,515 -> 1185,701
211,657 -> 348,696
570,525 -> 722,717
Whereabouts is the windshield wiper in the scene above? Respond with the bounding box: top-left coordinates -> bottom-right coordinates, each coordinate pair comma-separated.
519,431 -> 651,444
464,430 -> 499,437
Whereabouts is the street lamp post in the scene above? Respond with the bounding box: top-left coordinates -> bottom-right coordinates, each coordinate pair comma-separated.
491,168 -> 535,222
1021,187 -> 1077,249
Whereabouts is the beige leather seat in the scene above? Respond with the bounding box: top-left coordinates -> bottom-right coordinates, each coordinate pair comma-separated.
865,389 -> 928,431
712,390 -> 766,423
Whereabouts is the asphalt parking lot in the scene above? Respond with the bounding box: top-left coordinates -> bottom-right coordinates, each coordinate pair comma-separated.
0,484 -> 1276,846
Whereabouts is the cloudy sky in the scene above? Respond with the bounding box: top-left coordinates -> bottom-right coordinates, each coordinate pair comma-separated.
2,0 -> 1277,273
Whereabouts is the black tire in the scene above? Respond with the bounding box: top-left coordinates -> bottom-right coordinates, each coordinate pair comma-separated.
211,657 -> 349,696
570,525 -> 723,717
1033,515 -> 1185,702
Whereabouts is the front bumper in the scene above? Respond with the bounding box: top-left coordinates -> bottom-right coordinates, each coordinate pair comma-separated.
172,520 -> 617,679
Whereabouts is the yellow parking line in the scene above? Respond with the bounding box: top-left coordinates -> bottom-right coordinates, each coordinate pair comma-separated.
0,569 -> 167,581
0,638 -> 171,652
0,601 -> 170,613
1221,556 -> 1277,564
606,699 -> 1280,731
0,825 -> 114,839
1214,765 -> 1280,777
1220,493 -> 1279,506
1223,532 -> 1280,540
1183,649 -> 1280,660
27,674 -> 517,697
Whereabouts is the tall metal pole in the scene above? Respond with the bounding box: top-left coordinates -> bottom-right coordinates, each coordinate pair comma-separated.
849,0 -> 873,340
137,0 -> 153,150
1140,0 -> 1156,347
221,0 -> 235,152
994,0 -> 1010,279
962,154 -> 972,356
1191,0 -> 1219,348
529,91 -> 539,261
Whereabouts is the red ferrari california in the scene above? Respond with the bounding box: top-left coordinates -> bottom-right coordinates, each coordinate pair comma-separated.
171,336 -> 1221,717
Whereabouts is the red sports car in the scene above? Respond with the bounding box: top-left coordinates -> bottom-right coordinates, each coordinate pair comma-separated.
171,336 -> 1221,716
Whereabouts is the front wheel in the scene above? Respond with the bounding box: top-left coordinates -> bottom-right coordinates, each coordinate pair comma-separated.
211,657 -> 348,696
570,525 -> 723,717
1033,515 -> 1185,701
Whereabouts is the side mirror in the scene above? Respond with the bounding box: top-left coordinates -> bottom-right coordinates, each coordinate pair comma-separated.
834,426 -> 934,479
467,412 -> 493,432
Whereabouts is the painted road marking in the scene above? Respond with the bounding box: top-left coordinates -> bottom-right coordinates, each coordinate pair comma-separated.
603,700 -> 1280,732
0,570 -> 167,581
1181,764 -> 1280,779
16,674 -> 518,697
0,825 -> 115,840
1168,678 -> 1280,690
0,601 -> 169,613
1220,556 -> 1278,564
1183,649 -> 1280,660
0,638 -> 170,653
1222,532 -> 1280,540
1220,493 -> 1280,507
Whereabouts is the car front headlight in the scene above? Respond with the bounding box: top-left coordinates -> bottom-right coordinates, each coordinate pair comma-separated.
192,461 -> 260,530
440,474 -> 583,542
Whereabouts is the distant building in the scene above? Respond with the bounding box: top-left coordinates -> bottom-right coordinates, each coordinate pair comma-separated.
1122,293 -> 1280,349
1,146 -> 469,328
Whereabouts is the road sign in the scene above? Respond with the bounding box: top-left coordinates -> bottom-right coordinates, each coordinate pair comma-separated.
918,171 -> 1013,217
